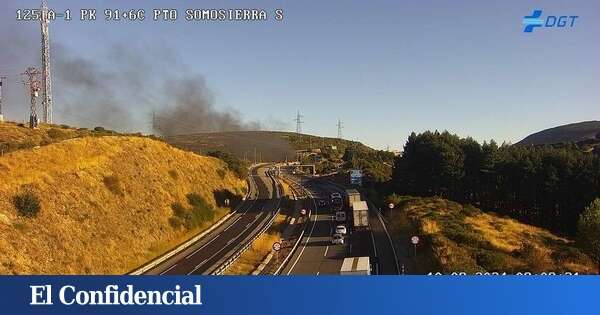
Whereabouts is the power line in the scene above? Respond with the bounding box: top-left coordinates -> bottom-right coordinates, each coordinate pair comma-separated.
337,118 -> 343,139
21,67 -> 42,128
293,110 -> 304,134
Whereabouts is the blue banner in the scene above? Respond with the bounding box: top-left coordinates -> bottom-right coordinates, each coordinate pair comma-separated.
0,276 -> 597,315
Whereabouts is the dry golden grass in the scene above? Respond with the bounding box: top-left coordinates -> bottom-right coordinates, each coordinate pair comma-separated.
0,132 -> 245,274
389,197 -> 595,274
0,122 -> 84,151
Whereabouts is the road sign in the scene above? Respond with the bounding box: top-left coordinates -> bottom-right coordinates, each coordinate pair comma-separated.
411,236 -> 419,257
272,242 -> 281,252
300,209 -> 307,216
350,169 -> 363,186
411,236 -> 419,245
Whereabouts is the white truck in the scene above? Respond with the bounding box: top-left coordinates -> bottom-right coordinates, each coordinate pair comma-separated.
340,256 -> 371,275
346,189 -> 361,205
351,200 -> 369,230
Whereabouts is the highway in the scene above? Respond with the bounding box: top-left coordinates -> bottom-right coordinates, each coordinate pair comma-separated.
143,164 -> 281,275
280,170 -> 392,275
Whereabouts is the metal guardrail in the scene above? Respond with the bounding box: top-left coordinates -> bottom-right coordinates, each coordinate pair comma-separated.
128,174 -> 256,275
211,169 -> 283,275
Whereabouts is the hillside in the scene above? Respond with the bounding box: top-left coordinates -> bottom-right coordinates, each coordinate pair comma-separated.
0,127 -> 246,274
0,121 -> 156,155
388,197 -> 595,274
165,131 -> 373,162
517,121 -> 600,145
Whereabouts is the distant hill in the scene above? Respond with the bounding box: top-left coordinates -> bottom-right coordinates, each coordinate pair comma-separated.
517,121 -> 600,145
165,131 -> 372,162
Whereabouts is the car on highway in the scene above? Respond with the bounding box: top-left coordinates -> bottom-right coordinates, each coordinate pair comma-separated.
330,192 -> 342,199
332,203 -> 343,213
331,234 -> 344,245
318,199 -> 327,207
335,225 -> 347,235
335,211 -> 346,222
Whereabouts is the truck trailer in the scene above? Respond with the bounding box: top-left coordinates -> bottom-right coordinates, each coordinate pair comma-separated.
340,256 -> 371,275
346,189 -> 361,206
352,200 -> 369,229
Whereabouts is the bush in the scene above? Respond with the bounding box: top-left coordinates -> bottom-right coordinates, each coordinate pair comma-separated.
168,216 -> 183,229
103,175 -> 124,195
93,126 -> 105,132
171,202 -> 187,218
170,194 -> 215,230
168,169 -> 179,180
186,193 -> 212,210
13,190 -> 41,218
206,151 -> 249,179
47,128 -> 67,140
475,250 -> 513,272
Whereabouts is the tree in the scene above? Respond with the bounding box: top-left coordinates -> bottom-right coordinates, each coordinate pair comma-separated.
578,198 -> 600,274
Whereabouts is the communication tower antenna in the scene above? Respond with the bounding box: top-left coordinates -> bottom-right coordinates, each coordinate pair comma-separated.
0,75 -> 6,122
41,0 -> 53,124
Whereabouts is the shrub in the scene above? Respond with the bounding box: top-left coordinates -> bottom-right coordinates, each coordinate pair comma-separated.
168,169 -> 179,180
169,194 -> 215,230
103,175 -> 124,195
475,250 -> 512,272
186,193 -> 213,211
217,168 -> 227,179
47,128 -> 67,140
168,216 -> 183,229
206,151 -> 249,179
171,202 -> 187,218
13,190 -> 41,218
93,126 -> 105,132
517,242 -> 553,272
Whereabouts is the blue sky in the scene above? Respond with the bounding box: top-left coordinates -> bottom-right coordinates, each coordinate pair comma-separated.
0,0 -> 598,149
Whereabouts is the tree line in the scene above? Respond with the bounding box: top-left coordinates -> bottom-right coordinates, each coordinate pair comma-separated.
392,131 -> 600,236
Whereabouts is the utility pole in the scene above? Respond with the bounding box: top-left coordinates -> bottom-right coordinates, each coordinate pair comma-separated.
22,67 -> 42,128
0,75 -> 6,122
293,110 -> 304,134
40,0 -> 53,124
337,118 -> 344,139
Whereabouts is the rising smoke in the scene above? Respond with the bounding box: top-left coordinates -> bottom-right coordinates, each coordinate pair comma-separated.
0,2 -> 282,135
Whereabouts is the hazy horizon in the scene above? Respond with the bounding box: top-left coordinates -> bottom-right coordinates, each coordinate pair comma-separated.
0,0 -> 598,149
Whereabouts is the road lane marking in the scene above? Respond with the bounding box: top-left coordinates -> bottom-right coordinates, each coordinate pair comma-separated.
286,188 -> 318,275
185,234 -> 220,259
188,212 -> 267,274
324,246 -> 329,257
159,263 -> 178,275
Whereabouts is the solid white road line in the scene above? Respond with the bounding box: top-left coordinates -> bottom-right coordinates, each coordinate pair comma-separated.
159,263 -> 178,275
186,212 -> 266,274
185,234 -> 220,260
286,188 -> 319,275
324,245 -> 329,257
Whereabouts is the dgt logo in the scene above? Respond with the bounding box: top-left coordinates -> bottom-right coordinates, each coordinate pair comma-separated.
523,9 -> 578,33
